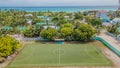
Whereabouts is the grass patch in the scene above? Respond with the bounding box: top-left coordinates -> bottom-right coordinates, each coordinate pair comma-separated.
7,42 -> 112,68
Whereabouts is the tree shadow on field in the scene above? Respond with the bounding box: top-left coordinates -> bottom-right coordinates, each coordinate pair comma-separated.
34,40 -> 96,45
65,40 -> 95,44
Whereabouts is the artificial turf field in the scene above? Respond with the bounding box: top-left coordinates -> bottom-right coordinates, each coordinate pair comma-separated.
7,42 -> 112,68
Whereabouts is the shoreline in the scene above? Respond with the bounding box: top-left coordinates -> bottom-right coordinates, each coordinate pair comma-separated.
0,6 -> 118,12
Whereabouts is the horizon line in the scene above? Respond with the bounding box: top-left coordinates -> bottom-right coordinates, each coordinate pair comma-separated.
0,5 -> 119,8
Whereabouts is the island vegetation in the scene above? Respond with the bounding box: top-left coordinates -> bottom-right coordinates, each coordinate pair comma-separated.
0,9 -> 120,67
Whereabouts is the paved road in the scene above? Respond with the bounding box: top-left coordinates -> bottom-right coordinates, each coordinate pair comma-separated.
98,31 -> 120,51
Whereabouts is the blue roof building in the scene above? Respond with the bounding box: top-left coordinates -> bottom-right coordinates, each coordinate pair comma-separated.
96,10 -> 107,18
101,17 -> 110,22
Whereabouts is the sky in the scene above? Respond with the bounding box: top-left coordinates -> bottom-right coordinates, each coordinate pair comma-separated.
0,0 -> 119,7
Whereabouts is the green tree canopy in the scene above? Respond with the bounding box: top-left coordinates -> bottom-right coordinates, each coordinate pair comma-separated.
74,23 -> 96,41
23,25 -> 43,37
74,12 -> 83,20
89,18 -> 102,27
60,27 -> 73,40
60,23 -> 73,28
40,28 -> 58,40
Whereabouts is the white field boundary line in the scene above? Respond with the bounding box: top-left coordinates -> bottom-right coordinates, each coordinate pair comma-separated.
9,62 -> 112,67
10,44 -> 111,67
58,45 -> 61,65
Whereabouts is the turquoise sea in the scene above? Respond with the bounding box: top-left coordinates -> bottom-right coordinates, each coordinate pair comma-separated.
0,6 -> 118,12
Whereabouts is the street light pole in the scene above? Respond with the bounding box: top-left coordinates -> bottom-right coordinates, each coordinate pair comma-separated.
119,0 -> 120,10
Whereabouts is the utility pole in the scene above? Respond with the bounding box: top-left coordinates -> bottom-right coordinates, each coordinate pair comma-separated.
119,0 -> 120,10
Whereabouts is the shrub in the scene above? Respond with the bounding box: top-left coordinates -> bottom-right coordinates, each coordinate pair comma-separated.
40,28 -> 58,40
23,28 -> 35,37
0,35 -> 20,57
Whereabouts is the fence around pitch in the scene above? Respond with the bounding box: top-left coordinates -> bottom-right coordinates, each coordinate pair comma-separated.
16,37 -> 49,41
93,36 -> 120,57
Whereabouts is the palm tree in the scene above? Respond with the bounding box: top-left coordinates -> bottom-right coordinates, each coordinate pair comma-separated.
115,29 -> 119,39
52,16 -> 60,28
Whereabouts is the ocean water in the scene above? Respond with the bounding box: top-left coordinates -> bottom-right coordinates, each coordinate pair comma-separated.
0,6 -> 118,12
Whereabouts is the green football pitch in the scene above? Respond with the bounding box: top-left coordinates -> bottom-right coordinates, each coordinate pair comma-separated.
7,43 -> 112,68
